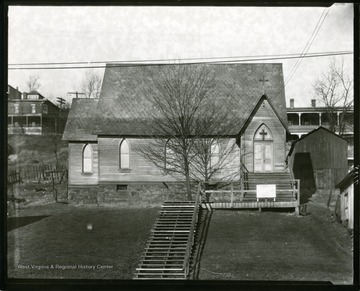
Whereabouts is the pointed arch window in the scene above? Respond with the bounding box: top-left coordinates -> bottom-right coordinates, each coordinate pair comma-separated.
119,139 -> 130,169
82,144 -> 93,173
254,124 -> 273,141
210,142 -> 220,169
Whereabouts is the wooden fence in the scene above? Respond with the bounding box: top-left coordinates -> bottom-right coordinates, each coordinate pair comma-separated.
7,164 -> 68,184
8,170 -> 22,185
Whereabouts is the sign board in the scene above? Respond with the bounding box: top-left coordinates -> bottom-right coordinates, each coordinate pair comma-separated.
256,184 -> 276,201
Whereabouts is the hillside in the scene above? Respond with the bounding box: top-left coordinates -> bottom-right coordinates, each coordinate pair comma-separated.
7,134 -> 68,170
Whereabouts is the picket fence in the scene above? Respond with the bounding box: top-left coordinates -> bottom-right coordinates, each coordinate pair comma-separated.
8,164 -> 68,185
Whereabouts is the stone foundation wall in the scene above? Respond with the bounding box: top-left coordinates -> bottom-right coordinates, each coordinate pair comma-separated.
68,186 -> 99,205
68,182 -> 199,206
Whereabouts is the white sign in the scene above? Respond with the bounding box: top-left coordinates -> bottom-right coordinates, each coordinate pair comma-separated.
256,184 -> 276,201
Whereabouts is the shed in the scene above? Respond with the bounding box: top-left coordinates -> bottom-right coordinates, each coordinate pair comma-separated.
287,127 -> 348,190
335,169 -> 356,229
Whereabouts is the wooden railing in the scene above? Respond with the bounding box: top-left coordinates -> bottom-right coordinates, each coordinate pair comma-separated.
183,181 -> 202,278
202,180 -> 300,207
294,179 -> 301,205
240,163 -> 249,190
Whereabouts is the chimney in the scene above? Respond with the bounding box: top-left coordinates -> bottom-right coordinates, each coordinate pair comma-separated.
22,92 -> 27,100
290,99 -> 294,108
311,99 -> 316,108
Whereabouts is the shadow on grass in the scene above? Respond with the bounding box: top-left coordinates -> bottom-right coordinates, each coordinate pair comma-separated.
259,208 -> 298,214
191,207 -> 213,280
7,215 -> 50,231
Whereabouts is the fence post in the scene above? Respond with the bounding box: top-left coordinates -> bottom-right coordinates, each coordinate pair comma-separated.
297,179 -> 301,205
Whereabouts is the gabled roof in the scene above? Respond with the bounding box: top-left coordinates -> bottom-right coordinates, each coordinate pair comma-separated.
62,98 -> 99,141
239,94 -> 290,136
93,63 -> 288,136
287,126 -> 347,158
27,91 -> 45,99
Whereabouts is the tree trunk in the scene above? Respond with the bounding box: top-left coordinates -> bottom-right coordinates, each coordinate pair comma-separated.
185,165 -> 192,200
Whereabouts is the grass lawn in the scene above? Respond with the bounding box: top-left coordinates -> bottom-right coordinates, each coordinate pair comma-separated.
7,204 -> 159,279
196,203 -> 353,284
7,194 -> 353,283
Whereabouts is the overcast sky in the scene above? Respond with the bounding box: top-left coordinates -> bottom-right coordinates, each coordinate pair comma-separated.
8,4 -> 353,107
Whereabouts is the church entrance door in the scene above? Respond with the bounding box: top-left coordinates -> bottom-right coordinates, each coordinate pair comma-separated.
254,142 -> 273,172
253,124 -> 273,173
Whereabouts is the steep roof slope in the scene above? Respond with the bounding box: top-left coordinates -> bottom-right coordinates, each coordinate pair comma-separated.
62,98 -> 99,141
93,63 -> 287,136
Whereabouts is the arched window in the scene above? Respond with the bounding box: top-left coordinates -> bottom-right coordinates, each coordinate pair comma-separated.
254,124 -> 273,141
210,142 -> 220,169
119,139 -> 130,169
82,144 -> 93,173
165,139 -> 175,170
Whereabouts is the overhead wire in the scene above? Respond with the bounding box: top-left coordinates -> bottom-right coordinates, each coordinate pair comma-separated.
8,51 -> 352,70
8,50 -> 349,67
284,7 -> 331,86
271,6 -> 332,102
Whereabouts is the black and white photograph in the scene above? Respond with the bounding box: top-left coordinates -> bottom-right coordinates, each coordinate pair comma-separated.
6,2 -> 355,287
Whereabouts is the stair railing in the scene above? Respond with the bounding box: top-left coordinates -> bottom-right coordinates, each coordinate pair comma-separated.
240,162 -> 249,190
183,181 -> 202,278
288,167 -> 299,201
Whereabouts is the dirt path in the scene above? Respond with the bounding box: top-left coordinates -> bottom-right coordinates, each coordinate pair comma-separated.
197,204 -> 353,284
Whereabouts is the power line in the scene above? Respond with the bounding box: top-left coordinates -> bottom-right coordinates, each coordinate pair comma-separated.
8,51 -> 350,67
270,7 -> 332,104
285,7 -> 330,86
8,51 -> 353,71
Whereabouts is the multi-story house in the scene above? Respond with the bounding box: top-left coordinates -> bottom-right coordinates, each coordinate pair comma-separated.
287,98 -> 354,168
7,85 -> 62,135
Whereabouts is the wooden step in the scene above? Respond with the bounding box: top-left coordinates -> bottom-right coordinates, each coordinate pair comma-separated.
140,258 -> 186,262
136,268 -> 184,272
162,203 -> 195,205
134,199 -> 199,280
146,242 -> 188,246
135,274 -> 185,277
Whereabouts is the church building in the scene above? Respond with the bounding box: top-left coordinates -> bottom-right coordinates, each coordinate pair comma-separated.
63,63 -> 295,206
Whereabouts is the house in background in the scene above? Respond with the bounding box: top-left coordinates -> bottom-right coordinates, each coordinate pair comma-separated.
63,63 -> 300,208
286,98 -> 354,169
286,127 -> 348,194
335,168 -> 356,230
7,85 -> 65,135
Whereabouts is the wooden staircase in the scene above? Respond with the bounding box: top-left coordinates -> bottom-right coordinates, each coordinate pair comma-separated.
243,172 -> 297,202
133,201 -> 199,280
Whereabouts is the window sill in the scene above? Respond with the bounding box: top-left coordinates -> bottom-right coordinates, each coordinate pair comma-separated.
81,172 -> 94,176
119,168 -> 132,173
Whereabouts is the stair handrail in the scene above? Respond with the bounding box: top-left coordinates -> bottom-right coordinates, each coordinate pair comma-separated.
240,162 -> 249,174
183,181 -> 202,278
288,167 -> 298,199
240,162 -> 249,190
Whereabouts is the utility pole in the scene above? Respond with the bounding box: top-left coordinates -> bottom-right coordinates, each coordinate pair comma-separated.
56,97 -> 66,109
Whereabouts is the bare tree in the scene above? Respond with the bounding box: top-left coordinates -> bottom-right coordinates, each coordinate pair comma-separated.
26,75 -> 41,92
134,65 -> 237,200
81,70 -> 102,98
313,58 -> 353,135
43,128 -> 63,169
